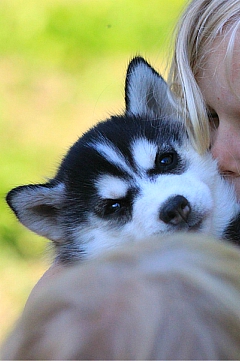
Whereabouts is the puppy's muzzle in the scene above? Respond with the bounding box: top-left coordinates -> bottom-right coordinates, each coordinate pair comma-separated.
159,195 -> 191,226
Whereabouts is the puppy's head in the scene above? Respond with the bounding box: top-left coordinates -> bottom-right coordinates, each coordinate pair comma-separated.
6,57 -> 222,262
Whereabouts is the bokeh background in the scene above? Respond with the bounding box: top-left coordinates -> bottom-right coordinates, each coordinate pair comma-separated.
1,0 -> 186,344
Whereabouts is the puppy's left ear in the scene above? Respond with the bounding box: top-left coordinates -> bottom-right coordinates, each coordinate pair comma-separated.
125,56 -> 175,118
6,182 -> 65,242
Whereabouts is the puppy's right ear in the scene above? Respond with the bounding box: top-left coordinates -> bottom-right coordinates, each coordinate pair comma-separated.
6,183 -> 65,242
125,56 -> 175,119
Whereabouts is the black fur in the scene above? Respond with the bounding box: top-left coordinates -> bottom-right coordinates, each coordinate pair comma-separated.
223,215 -> 240,245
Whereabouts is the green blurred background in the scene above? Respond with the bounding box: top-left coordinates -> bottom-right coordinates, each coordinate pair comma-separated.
1,0 -> 186,343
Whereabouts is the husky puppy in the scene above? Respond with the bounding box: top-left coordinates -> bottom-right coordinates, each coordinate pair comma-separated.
6,57 -> 240,263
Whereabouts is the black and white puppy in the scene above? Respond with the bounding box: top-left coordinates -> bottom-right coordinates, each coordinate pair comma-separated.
6,57 -> 240,263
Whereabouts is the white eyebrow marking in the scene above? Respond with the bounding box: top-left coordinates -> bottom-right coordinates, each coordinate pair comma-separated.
96,175 -> 128,199
131,138 -> 157,170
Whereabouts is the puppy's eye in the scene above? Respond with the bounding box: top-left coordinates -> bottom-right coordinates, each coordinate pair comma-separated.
158,153 -> 174,165
155,152 -> 177,171
106,201 -> 122,214
95,193 -> 133,221
95,199 -> 125,217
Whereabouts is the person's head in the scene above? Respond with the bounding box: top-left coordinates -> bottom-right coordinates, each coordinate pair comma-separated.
2,233 -> 240,360
169,0 -> 240,198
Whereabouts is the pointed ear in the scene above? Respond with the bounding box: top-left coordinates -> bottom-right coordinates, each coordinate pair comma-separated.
6,183 -> 65,242
125,56 -> 174,118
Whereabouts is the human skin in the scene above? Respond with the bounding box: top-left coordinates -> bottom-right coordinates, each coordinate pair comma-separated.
197,31 -> 240,200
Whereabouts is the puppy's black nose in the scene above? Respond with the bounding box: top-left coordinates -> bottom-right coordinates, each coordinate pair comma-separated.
159,195 -> 191,225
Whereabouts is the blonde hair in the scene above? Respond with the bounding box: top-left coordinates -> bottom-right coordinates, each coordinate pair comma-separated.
168,0 -> 240,153
2,233 -> 240,360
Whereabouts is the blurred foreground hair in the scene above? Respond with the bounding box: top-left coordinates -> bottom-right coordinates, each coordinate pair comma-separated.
2,233 -> 240,360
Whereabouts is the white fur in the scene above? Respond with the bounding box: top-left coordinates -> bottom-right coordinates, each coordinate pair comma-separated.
96,175 -> 128,199
131,138 -> 157,171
